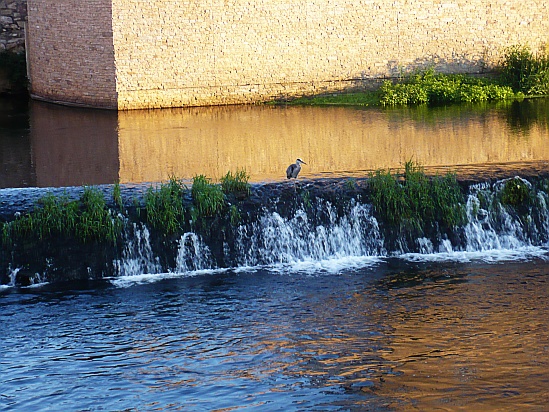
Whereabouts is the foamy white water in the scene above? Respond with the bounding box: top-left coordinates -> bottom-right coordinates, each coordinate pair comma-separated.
107,184 -> 549,287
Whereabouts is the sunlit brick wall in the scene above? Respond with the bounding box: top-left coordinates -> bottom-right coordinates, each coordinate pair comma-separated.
112,0 -> 549,109
27,0 -> 549,109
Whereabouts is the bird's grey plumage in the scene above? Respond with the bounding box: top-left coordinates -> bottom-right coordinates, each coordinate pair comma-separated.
286,158 -> 307,179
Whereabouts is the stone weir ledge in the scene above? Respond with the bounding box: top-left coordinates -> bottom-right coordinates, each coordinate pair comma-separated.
2,169 -> 549,287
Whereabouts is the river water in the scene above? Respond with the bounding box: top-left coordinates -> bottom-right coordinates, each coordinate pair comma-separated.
1,97 -> 549,411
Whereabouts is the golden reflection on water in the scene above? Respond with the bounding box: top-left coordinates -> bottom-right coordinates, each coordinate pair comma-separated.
373,265 -> 549,410
245,264 -> 549,410
117,104 -> 549,183
13,99 -> 549,187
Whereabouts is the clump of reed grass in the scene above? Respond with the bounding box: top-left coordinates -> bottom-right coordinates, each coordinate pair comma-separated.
229,204 -> 241,226
78,187 -> 123,242
220,169 -> 251,197
144,177 -> 186,234
2,187 -> 123,245
380,68 -> 515,106
113,181 -> 124,211
499,44 -> 549,96
369,161 -> 466,232
3,193 -> 78,243
192,175 -> 225,217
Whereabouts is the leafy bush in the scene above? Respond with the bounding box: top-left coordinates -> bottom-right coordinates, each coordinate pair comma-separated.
380,69 -> 515,106
192,175 -> 225,217
499,44 -> 549,95
145,177 -> 186,234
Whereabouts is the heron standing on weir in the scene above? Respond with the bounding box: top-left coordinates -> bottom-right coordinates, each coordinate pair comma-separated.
286,158 -> 307,180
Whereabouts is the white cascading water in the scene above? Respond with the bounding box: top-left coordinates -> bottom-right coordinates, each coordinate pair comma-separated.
175,232 -> 214,272
112,179 -> 549,279
465,193 -> 525,251
234,200 -> 385,267
463,178 -> 548,252
113,223 -> 162,276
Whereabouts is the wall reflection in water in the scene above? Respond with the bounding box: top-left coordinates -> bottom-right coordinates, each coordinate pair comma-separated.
29,102 -> 119,187
3,98 -> 549,188
117,102 -> 549,183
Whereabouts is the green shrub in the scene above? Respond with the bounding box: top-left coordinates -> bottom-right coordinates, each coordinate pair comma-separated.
220,169 -> 251,196
145,177 -> 185,234
192,175 -> 225,217
499,44 -> 549,95
380,68 -> 515,106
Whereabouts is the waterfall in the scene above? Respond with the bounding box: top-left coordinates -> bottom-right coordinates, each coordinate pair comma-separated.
233,200 -> 385,267
175,232 -> 215,272
113,223 -> 162,276
3,176 -> 549,286
109,179 -> 549,279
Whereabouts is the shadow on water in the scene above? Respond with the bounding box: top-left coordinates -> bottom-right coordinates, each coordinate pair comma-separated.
1,97 -> 549,188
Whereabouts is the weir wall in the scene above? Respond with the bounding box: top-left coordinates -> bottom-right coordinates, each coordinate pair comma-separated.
22,0 -> 549,109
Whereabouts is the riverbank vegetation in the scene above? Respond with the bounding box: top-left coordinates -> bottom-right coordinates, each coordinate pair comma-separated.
282,44 -> 549,107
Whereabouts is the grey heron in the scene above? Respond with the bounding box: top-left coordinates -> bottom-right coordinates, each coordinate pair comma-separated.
286,158 -> 307,179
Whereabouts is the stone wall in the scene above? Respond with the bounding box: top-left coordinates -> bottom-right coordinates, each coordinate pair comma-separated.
26,0 -> 117,108
0,0 -> 26,53
27,0 -> 549,109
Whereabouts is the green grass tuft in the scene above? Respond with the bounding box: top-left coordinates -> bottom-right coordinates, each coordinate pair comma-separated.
284,91 -> 381,107
192,175 -> 225,217
145,177 -> 186,234
220,169 -> 251,197
369,161 -> 466,232
2,188 -> 123,245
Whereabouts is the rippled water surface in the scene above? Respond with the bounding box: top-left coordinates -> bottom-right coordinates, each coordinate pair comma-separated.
2,97 -> 549,410
1,259 -> 548,411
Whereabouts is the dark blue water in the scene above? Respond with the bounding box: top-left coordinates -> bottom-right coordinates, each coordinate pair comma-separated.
2,258 -> 548,411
